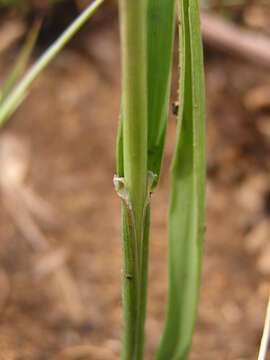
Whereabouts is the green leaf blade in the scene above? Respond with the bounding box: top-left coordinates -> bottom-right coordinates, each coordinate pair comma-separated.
0,0 -> 103,127
116,0 -> 176,183
157,0 -> 206,359
0,21 -> 41,105
147,0 -> 175,186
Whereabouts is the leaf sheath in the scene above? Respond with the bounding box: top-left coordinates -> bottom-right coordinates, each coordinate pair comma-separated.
116,0 -> 176,358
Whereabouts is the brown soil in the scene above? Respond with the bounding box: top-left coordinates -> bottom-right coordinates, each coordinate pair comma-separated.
0,11 -> 270,360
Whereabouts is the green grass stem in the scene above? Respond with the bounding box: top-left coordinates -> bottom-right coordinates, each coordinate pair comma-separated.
117,1 -> 176,358
118,1 -> 148,359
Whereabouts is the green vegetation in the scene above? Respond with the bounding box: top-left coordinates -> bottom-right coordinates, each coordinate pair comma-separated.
0,22 -> 40,105
0,0 -> 19,6
117,0 -> 205,359
0,0 -> 103,127
157,0 -> 205,357
1,0 -> 205,358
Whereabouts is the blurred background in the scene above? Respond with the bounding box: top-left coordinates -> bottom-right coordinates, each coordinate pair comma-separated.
0,0 -> 270,359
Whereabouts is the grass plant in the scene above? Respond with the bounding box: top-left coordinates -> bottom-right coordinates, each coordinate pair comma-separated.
0,0 -> 206,358
117,0 -> 205,359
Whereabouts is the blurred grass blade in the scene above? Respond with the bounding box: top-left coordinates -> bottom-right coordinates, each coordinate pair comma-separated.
0,0 -> 103,127
258,296 -> 270,360
0,21 -> 41,104
117,0 -> 175,181
157,0 -> 206,359
0,0 -> 19,6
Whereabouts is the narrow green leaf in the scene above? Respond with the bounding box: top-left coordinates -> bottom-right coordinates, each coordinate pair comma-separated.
157,0 -> 206,359
0,0 -> 103,127
117,0 -> 175,183
146,0 -> 176,187
0,21 -> 41,104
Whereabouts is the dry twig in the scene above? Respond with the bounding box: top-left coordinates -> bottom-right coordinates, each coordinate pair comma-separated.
201,11 -> 270,68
